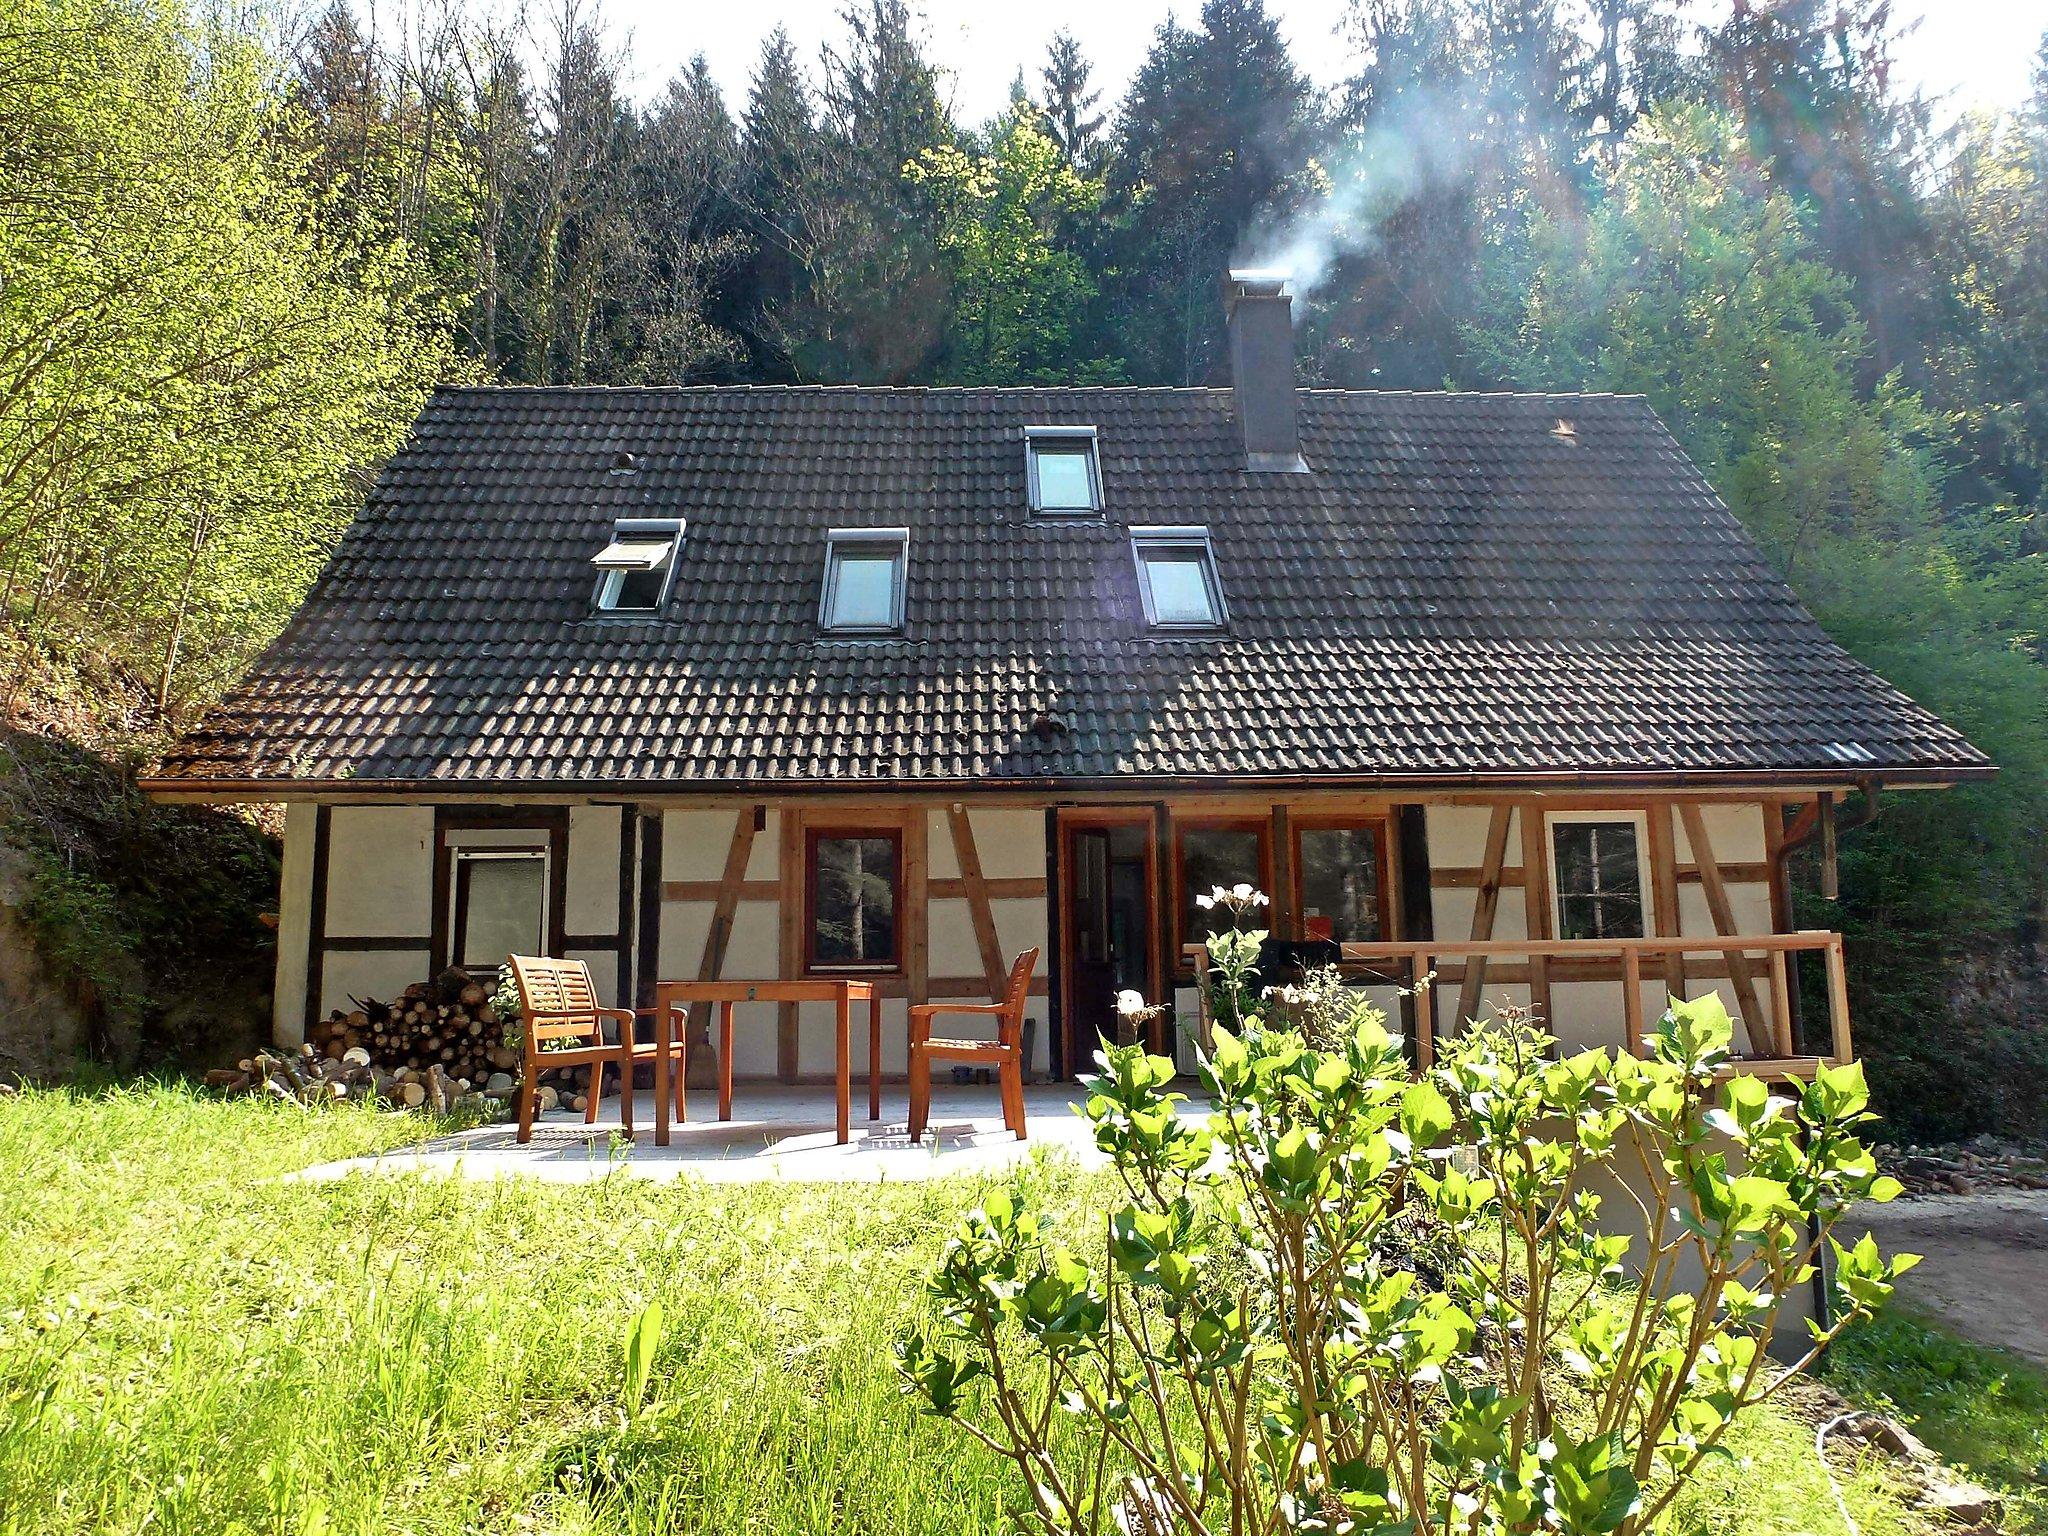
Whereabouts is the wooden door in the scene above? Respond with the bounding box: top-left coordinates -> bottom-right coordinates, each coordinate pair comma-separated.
1059,813 -> 1158,1072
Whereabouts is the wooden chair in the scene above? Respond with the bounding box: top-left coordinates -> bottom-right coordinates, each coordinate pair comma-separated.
908,947 -> 1039,1144
507,955 -> 686,1144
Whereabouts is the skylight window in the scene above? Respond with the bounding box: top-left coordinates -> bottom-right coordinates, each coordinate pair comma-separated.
1024,426 -> 1101,514
1131,526 -> 1226,631
591,517 -> 683,615
820,527 -> 908,635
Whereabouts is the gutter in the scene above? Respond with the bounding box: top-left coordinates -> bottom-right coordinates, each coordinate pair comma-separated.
135,763 -> 1993,804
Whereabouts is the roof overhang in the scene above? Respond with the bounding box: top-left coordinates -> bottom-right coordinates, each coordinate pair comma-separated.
138,762 -> 1994,804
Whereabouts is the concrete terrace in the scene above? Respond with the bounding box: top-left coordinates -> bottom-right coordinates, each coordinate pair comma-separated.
290,1083 -> 1183,1184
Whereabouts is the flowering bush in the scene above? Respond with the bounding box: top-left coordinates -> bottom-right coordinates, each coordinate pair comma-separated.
897,992 -> 1914,1536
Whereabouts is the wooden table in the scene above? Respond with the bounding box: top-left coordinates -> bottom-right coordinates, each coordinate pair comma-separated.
651,979 -> 883,1146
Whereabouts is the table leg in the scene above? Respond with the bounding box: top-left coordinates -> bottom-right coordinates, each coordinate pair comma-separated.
719,1000 -> 735,1122
836,990 -> 851,1144
655,993 -> 671,1148
868,989 -> 882,1122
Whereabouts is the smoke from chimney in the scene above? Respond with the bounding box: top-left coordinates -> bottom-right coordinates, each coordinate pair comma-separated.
1225,270 -> 1308,474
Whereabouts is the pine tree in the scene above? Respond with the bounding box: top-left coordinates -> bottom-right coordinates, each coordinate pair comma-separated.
1104,0 -> 1317,384
1037,29 -> 1105,174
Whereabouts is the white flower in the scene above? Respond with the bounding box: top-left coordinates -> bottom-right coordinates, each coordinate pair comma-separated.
1195,892 -> 1215,911
1231,882 -> 1255,901
1115,989 -> 1148,1017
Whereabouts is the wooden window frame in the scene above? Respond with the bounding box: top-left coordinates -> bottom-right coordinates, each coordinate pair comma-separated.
1171,815 -> 1273,970
1545,810 -> 1652,942
1290,814 -> 1393,945
803,825 -> 906,974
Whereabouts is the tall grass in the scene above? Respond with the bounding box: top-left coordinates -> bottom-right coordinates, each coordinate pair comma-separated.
0,1085 -> 1939,1535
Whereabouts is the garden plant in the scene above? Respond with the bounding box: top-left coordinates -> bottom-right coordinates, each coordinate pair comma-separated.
898,911 -> 1918,1536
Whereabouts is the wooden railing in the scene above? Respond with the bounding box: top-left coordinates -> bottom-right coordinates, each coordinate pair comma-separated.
1184,931 -> 1852,1076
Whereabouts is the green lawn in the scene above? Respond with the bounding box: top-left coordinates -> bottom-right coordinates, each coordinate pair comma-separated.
0,1084 -> 1958,1535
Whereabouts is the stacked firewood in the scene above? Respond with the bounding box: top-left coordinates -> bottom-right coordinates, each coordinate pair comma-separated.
206,1045 -> 498,1113
205,967 -> 613,1115
313,969 -> 513,1084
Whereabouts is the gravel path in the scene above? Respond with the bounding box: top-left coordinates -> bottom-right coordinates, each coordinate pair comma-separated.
1841,1188 -> 2048,1366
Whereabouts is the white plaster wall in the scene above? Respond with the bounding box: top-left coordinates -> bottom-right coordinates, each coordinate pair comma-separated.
272,803 -> 317,1046
324,806 -> 433,938
662,809 -> 738,882
927,809 -> 961,879
928,901 -> 983,980
566,805 -> 622,936
971,809 -> 1049,879
320,947 -> 432,1020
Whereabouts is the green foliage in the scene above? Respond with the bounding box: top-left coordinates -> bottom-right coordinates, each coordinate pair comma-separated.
1468,101 -> 2048,1140
906,110 -> 1115,385
898,993 -> 1914,1535
0,712 -> 277,1064
0,1082 -> 1948,1535
0,0 -> 449,709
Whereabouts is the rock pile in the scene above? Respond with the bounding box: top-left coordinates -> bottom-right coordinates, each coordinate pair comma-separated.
1876,1134 -> 2048,1196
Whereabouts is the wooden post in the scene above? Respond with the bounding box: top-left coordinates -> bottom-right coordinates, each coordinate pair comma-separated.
1824,935 -> 1853,1061
1518,806 -> 1553,1026
1676,803 -> 1766,1036
1767,949 -> 1795,1057
1270,804 -> 1295,936
1621,946 -> 1645,1056
1820,795 -> 1840,901
1414,949 -> 1434,1069
1647,802 -> 1685,1003
778,809 -> 803,1082
1455,805 -> 1514,1026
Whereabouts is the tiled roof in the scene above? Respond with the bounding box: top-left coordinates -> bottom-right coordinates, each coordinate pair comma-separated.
149,385 -> 1991,789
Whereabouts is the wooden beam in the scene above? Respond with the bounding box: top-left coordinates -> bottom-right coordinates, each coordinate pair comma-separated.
693,808 -> 759,1085
928,876 -> 1046,901
947,804 -> 1006,1001
1454,805 -> 1514,1026
1676,803 -> 1767,1035
1647,802 -> 1685,1002
778,809 -> 802,1082
1270,804 -> 1296,937
1518,805 -> 1553,1025
905,809 -> 929,1011
1430,862 -> 1771,888
663,879 -> 779,902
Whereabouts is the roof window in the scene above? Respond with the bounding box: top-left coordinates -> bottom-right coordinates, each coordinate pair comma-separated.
1024,426 -> 1101,514
820,527 -> 908,635
1131,525 -> 1227,631
591,517 -> 683,614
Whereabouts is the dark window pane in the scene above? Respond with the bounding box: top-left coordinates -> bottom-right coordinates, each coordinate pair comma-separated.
812,835 -> 898,965
1033,445 -> 1095,509
610,564 -> 667,610
1181,827 -> 1264,942
1297,826 -> 1383,942
826,552 -> 899,630
1143,550 -> 1219,625
1550,822 -> 1643,940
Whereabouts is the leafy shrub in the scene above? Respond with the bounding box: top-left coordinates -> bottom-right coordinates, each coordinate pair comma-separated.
898,989 -> 1914,1536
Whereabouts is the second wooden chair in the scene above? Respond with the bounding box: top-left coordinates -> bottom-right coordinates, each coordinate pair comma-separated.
908,947 -> 1039,1143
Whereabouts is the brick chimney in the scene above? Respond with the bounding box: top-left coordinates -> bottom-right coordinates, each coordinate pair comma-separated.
1225,269 -> 1308,473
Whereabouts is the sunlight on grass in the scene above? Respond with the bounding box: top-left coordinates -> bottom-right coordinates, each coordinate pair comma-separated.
1828,1311 -> 2048,1536
0,1084 -> 1961,1535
